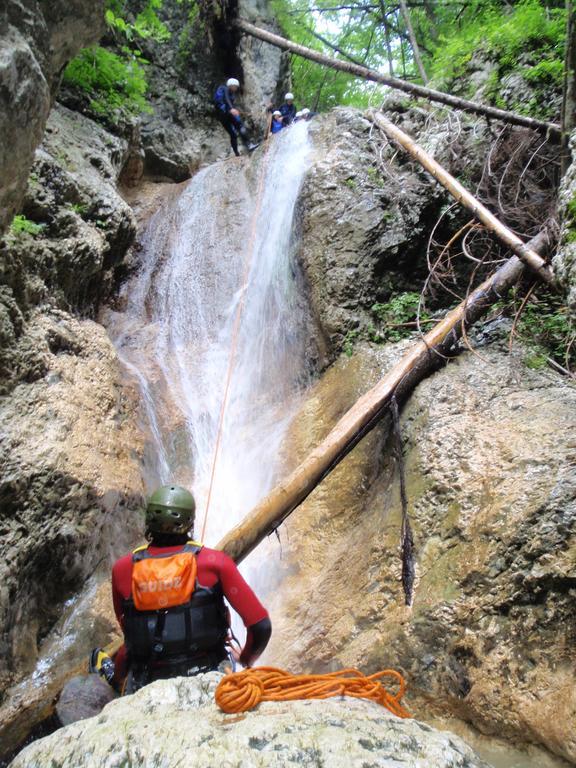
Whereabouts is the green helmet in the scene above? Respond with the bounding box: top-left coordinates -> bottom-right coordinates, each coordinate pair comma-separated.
145,485 -> 196,534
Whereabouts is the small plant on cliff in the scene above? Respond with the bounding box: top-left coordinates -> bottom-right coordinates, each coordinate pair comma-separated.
105,0 -> 171,43
516,291 -> 575,373
63,46 -> 151,122
10,215 -> 43,236
63,0 -> 172,122
429,0 -> 566,115
372,292 -> 430,342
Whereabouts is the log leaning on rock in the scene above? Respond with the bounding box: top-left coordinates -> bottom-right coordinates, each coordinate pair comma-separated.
368,110 -> 556,285
235,18 -> 561,138
216,227 -> 555,564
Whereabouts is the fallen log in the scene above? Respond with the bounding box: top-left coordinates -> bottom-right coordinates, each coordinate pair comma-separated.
368,110 -> 556,285
216,226 -> 555,563
235,18 -> 561,138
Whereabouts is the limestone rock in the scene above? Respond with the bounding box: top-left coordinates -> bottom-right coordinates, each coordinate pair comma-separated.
554,130 -> 576,314
0,103 -> 136,395
0,310 -> 143,755
0,0 -> 105,233
297,108 -> 491,359
11,673 -> 490,768
265,342 -> 576,763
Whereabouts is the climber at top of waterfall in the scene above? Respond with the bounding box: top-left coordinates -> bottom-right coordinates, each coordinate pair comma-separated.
214,78 -> 259,157
279,92 -> 297,125
280,92 -> 296,125
102,485 -> 271,694
271,110 -> 284,134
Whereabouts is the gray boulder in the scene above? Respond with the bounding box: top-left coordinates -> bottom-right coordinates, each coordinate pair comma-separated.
0,0 -> 105,233
11,673 -> 490,768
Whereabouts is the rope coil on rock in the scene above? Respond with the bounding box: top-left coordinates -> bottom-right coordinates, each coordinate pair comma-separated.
215,666 -> 411,718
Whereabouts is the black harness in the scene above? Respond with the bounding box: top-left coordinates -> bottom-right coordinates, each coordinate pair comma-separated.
122,544 -> 229,690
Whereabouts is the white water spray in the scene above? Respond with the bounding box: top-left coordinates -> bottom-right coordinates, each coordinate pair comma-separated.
107,123 -> 312,546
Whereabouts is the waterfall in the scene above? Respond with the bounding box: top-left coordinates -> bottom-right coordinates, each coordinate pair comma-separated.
107,122 -> 313,546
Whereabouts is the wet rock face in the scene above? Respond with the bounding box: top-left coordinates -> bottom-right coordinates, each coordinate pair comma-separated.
11,672 -> 490,767
297,108 -> 489,360
264,342 -> 576,763
0,0 -> 105,233
95,0 -> 287,183
0,310 -> 143,749
0,104 -> 136,395
554,131 -> 576,313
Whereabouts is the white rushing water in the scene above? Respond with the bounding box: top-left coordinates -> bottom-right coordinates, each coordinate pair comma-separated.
107,122 -> 313,546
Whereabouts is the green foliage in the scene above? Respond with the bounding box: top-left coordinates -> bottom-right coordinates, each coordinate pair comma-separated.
105,0 -> 171,42
517,290 -> 575,371
63,45 -> 151,122
10,215 -> 43,236
271,0 -> 388,110
372,292 -> 430,342
68,202 -> 88,216
63,0 -> 175,122
177,0 -> 203,72
271,0 -> 566,115
343,328 -> 361,357
427,0 -> 566,118
565,195 -> 576,243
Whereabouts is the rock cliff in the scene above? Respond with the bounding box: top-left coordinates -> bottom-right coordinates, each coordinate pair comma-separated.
10,672 -> 490,768
0,0 -> 287,759
0,2 -> 574,765
555,132 -> 576,312
262,110 -> 576,764
0,0 -> 105,233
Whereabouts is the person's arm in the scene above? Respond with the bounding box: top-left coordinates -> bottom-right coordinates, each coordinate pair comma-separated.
218,553 -> 271,666
240,617 -> 272,667
111,557 -> 131,629
224,86 -> 235,111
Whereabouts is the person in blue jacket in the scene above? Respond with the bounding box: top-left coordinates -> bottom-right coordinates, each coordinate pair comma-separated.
270,110 -> 284,134
214,78 -> 259,157
279,92 -> 297,125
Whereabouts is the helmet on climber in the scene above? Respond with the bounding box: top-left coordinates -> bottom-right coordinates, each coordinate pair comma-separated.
284,92 -> 294,101
214,78 -> 260,157
94,483 -> 271,696
145,484 -> 195,535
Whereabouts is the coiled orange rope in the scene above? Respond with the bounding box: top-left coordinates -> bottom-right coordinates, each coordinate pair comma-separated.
215,666 -> 411,718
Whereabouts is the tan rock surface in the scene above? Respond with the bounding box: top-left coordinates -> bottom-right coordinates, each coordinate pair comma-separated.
263,342 -> 576,763
0,312 -> 143,758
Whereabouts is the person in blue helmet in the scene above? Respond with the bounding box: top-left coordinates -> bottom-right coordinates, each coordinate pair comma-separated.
279,92 -> 297,125
270,110 -> 284,134
214,78 -> 259,157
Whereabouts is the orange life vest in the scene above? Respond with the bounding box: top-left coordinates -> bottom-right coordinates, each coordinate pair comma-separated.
131,545 -> 198,610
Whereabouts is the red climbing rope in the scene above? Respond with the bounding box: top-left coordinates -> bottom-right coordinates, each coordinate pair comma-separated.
215,666 -> 411,718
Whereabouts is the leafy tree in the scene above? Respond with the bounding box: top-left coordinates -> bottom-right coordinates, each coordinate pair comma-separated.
271,0 -> 567,116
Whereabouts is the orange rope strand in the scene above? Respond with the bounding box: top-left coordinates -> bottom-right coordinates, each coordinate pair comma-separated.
215,667 -> 411,718
200,120 -> 274,541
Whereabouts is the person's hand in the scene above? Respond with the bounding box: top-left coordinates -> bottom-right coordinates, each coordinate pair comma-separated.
230,108 -> 240,118
230,644 -> 242,663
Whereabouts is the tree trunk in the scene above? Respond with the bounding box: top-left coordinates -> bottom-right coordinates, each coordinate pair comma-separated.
368,111 -> 555,284
216,229 -> 555,564
398,0 -> 429,83
561,0 -> 576,174
235,19 -> 561,138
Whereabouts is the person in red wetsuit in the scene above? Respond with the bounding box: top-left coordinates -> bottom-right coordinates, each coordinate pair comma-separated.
107,485 -> 271,694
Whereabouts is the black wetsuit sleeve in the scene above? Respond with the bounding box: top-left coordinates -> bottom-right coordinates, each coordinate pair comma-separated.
240,617 -> 272,667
